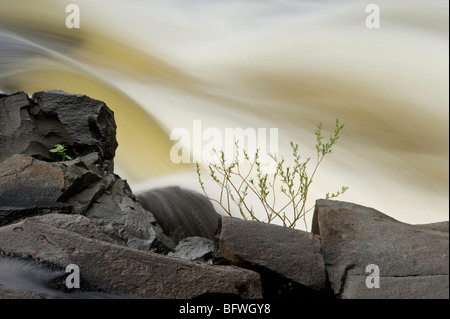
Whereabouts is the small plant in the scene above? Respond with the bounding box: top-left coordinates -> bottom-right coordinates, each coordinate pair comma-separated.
49,144 -> 73,162
196,119 -> 348,230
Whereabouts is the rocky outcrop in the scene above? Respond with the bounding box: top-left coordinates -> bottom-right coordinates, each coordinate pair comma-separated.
312,199 -> 449,299
1,90 -> 448,299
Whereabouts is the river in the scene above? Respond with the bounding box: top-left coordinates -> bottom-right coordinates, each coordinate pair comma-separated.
0,0 -> 448,228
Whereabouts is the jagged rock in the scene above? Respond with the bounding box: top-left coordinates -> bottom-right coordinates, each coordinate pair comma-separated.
0,215 -> 262,299
137,186 -> 220,244
0,90 -> 117,171
312,199 -> 449,299
214,216 -> 328,298
85,179 -> 175,253
168,237 -> 215,264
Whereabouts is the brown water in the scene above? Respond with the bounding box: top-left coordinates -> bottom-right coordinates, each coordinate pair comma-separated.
1,0 -> 448,226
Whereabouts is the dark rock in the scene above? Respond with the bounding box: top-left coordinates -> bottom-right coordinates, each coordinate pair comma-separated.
85,179 -> 175,253
0,90 -> 118,171
0,215 -> 262,299
168,237 -> 215,264
312,199 -> 449,299
0,153 -> 173,253
214,216 -> 328,298
0,154 -> 71,226
28,213 -> 117,244
137,186 -> 221,244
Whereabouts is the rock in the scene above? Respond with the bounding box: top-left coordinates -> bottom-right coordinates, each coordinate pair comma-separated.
28,213 -> 117,244
85,179 -> 175,253
312,199 -> 449,299
0,90 -> 117,171
418,221 -> 449,233
137,186 -> 221,244
0,285 -> 42,299
0,154 -> 71,226
0,215 -> 262,299
214,216 -> 328,298
168,237 -> 215,264
0,154 -> 173,253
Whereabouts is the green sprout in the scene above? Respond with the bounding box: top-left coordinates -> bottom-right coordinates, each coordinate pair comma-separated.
49,144 -> 73,162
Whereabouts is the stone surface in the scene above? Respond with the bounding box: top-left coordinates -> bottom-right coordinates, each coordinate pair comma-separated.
214,216 -> 328,298
85,179 -> 175,253
312,199 -> 449,299
0,90 -> 117,171
137,186 -> 221,244
0,284 -> 42,299
418,221 -> 449,233
168,236 -> 215,264
0,215 -> 262,299
0,154 -> 70,226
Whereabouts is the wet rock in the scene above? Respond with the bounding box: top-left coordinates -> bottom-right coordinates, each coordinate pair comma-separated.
137,186 -> 220,244
168,237 -> 215,264
214,216 -> 328,298
312,199 -> 449,299
0,215 -> 262,299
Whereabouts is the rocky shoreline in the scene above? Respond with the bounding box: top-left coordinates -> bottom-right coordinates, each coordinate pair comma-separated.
0,91 -> 448,299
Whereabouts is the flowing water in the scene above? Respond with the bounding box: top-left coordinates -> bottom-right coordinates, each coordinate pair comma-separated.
0,0 -> 448,227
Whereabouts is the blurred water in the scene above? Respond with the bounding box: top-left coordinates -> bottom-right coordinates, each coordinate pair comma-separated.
0,256 -> 135,298
0,0 -> 448,226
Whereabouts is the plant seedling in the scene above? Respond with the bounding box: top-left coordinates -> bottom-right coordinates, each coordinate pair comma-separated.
49,144 -> 73,162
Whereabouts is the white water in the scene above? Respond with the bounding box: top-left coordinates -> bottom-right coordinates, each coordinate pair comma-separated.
0,0 -> 448,227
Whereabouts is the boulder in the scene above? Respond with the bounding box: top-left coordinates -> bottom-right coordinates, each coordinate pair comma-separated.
0,214 -> 262,299
214,216 -> 328,298
0,90 -> 117,171
137,186 -> 221,244
168,236 -> 215,264
312,199 -> 449,299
